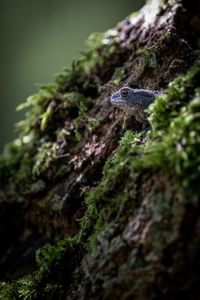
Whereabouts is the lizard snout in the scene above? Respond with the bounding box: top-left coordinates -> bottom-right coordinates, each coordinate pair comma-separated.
110,92 -> 126,107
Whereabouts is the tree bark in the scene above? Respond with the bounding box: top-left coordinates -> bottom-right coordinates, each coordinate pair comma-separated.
0,0 -> 200,299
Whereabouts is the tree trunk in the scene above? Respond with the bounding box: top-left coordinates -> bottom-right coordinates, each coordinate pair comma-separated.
1,0 -> 200,299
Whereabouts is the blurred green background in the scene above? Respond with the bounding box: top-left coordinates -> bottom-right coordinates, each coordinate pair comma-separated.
0,0 -> 145,152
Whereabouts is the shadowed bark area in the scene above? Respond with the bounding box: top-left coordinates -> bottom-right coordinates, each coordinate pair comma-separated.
0,0 -> 200,299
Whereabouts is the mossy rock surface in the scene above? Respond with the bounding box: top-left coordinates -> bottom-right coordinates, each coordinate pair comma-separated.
1,0 -> 200,299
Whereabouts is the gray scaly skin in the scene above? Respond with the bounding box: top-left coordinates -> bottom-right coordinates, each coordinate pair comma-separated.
110,87 -> 162,122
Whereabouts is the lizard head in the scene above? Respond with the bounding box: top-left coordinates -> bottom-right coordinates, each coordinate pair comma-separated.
110,86 -> 161,121
110,87 -> 137,108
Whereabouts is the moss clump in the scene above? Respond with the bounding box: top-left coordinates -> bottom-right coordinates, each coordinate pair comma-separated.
17,89 -> 93,139
0,140 -> 23,185
113,68 -> 126,86
0,87 -> 94,183
145,60 -> 200,191
36,238 -> 78,272
161,28 -> 173,41
5,91 -> 93,181
72,96 -> 93,141
0,138 -> 34,186
32,142 -> 58,176
84,32 -> 106,51
136,47 -> 157,68
16,84 -> 58,138
137,59 -> 200,192
0,238 -> 81,299
40,101 -> 55,132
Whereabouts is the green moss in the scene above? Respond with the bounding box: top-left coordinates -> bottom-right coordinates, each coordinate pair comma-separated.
0,272 -> 45,299
157,28 -> 174,45
16,274 -> 42,300
143,61 -> 200,191
85,32 -> 105,50
40,101 -> 55,132
78,130 -> 143,248
73,101 -> 100,141
62,92 -> 93,111
36,238 -> 77,272
2,90 -> 93,183
0,238 -> 80,299
136,47 -> 157,68
0,140 -> 21,185
113,68 -> 126,86
7,91 -> 93,179
32,142 -> 57,176
0,138 -> 34,185
16,151 -> 34,181
0,274 -> 41,300
16,84 -> 58,137
88,117 -> 100,129
73,99 -> 93,141
0,282 -> 18,299
1,89 -> 93,182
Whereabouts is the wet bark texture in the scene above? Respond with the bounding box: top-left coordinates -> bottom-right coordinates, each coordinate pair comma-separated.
1,0 -> 200,299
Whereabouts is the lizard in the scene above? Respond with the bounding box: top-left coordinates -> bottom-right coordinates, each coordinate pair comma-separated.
110,86 -> 162,123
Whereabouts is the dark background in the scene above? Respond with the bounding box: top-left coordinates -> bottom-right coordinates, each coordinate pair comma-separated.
0,0 -> 144,152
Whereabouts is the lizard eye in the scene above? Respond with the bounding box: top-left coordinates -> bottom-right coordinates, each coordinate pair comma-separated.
120,89 -> 128,98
